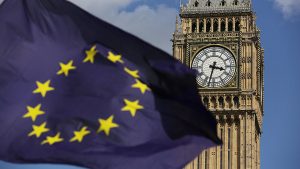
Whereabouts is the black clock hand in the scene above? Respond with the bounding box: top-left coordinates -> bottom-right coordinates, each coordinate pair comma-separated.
208,69 -> 214,86
208,62 -> 217,86
209,62 -> 224,70
214,66 -> 225,71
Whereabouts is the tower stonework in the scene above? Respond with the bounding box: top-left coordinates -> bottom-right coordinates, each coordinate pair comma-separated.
172,0 -> 264,169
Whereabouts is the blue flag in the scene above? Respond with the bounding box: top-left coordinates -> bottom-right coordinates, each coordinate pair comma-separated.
0,0 -> 221,169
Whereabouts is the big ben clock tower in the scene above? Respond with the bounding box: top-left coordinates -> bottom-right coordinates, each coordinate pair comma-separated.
172,0 -> 264,169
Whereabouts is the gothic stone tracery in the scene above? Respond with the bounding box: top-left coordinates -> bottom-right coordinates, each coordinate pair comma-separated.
172,0 -> 264,169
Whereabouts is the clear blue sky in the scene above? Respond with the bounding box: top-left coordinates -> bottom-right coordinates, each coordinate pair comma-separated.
0,0 -> 300,169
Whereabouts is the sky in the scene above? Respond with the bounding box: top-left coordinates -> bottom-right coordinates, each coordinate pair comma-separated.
0,0 -> 300,169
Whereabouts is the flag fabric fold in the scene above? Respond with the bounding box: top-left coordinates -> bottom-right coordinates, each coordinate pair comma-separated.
0,0 -> 221,169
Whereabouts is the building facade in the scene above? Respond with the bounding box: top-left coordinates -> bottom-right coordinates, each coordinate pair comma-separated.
172,0 -> 264,169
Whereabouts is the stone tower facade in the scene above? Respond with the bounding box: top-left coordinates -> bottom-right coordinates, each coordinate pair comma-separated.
172,0 -> 264,169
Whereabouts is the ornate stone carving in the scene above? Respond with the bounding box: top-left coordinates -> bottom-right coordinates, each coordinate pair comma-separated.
181,0 -> 252,15
173,1 -> 263,169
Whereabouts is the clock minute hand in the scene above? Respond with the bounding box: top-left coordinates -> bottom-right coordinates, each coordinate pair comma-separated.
208,69 -> 214,86
208,62 -> 217,87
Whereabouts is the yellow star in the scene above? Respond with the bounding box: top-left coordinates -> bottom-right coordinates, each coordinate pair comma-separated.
23,104 -> 45,122
70,126 -> 91,143
132,79 -> 150,94
28,122 -> 50,138
97,115 -> 119,136
121,99 -> 144,117
33,80 -> 55,98
42,132 -> 64,145
83,45 -> 98,63
124,67 -> 140,78
107,51 -> 124,64
57,60 -> 76,77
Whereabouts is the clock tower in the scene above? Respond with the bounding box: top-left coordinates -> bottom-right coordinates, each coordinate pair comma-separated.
172,0 -> 264,169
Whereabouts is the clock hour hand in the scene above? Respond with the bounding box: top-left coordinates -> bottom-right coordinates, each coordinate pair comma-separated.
215,66 -> 224,71
209,62 -> 217,69
210,63 -> 224,71
209,62 -> 224,70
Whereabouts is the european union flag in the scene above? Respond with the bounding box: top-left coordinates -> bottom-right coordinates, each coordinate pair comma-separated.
0,0 -> 221,169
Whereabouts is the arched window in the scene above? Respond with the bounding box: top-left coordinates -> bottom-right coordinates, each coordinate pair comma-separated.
213,20 -> 218,32
228,19 -> 233,31
211,96 -> 217,109
206,20 -> 211,32
199,20 -> 204,32
221,20 -> 226,32
226,96 -> 233,108
206,0 -> 211,6
192,20 -> 197,33
235,20 -> 240,31
219,97 -> 224,108
233,0 -> 239,5
194,1 -> 199,7
221,0 -> 226,6
234,96 -> 240,108
203,97 -> 209,107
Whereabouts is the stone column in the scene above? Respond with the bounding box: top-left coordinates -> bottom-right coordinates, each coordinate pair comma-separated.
208,96 -> 212,109
252,42 -> 257,91
245,113 -> 252,169
189,18 -> 192,33
216,96 -> 220,110
248,44 -> 252,89
182,19 -> 187,34
197,18 -> 200,33
204,18 -> 207,32
201,150 -> 205,169
210,146 -> 217,169
239,115 -> 245,169
233,17 -> 236,32
231,95 -> 234,110
210,18 -> 213,32
224,116 -> 228,169
225,17 -> 228,31
218,18 -> 221,32
251,115 -> 256,169
242,43 -> 246,90
232,116 -> 237,169
257,135 -> 261,169
216,117 -> 220,169
192,157 -> 196,169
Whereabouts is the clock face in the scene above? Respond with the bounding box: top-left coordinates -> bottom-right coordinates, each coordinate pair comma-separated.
192,46 -> 236,88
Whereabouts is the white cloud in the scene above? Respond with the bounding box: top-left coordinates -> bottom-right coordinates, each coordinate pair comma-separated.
113,5 -> 177,53
68,0 -> 135,19
69,0 -> 177,53
273,0 -> 300,18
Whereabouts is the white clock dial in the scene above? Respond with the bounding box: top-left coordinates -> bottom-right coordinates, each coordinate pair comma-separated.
192,46 -> 236,88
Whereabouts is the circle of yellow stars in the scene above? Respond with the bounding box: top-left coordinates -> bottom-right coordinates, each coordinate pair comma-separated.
22,45 -> 151,146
